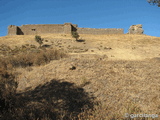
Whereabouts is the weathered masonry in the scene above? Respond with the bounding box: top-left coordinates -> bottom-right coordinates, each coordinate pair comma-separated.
8,23 -> 124,35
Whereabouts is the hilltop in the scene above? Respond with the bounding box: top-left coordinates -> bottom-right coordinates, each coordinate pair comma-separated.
0,34 -> 160,60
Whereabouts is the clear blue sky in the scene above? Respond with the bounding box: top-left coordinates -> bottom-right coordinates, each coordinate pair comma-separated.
0,0 -> 160,37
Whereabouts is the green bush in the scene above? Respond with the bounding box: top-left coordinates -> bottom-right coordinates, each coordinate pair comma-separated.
35,35 -> 43,46
71,31 -> 80,41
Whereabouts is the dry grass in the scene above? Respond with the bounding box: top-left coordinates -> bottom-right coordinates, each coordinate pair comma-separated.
0,67 -> 18,119
14,54 -> 160,120
1,34 -> 159,48
0,44 -> 67,69
1,34 -> 160,60
0,34 -> 72,48
0,34 -> 160,119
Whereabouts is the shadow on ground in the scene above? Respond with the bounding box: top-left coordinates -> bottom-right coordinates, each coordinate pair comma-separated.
2,79 -> 94,120
76,39 -> 85,42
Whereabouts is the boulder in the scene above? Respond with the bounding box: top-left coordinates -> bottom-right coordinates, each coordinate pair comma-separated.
128,24 -> 144,34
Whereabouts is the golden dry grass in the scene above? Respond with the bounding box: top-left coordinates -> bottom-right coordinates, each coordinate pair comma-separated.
1,34 -> 159,47
0,34 -> 160,119
0,34 -> 72,48
15,55 -> 160,120
79,34 -> 160,59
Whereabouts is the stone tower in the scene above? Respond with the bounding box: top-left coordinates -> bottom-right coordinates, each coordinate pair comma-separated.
8,25 -> 18,35
64,23 -> 72,34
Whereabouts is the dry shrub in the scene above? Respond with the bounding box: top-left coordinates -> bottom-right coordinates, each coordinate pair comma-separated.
0,67 -> 18,114
7,54 -> 34,67
0,45 -> 67,68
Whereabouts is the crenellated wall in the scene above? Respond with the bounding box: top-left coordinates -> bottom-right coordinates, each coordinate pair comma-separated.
8,23 -> 124,35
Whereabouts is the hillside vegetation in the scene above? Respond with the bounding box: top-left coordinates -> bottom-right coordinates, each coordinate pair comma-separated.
0,34 -> 160,120
0,34 -> 160,60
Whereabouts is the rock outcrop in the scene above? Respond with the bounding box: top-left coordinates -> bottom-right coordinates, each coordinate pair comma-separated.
128,24 -> 144,34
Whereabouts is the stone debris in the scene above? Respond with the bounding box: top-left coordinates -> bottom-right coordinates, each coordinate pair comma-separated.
128,24 -> 144,34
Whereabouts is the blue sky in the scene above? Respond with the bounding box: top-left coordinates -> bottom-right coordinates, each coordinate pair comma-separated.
0,0 -> 160,37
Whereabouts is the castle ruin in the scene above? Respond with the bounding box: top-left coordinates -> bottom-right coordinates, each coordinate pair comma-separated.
8,23 -> 124,35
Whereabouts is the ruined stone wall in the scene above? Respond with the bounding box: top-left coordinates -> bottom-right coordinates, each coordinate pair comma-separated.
8,25 -> 18,35
19,24 -> 65,35
8,24 -> 72,35
64,23 -> 72,34
77,28 -> 124,34
8,23 -> 124,35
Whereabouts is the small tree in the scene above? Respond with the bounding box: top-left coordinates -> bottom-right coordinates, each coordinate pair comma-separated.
71,31 -> 80,41
35,35 -> 43,47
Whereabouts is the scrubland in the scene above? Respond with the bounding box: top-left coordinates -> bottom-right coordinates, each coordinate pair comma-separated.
0,34 -> 160,120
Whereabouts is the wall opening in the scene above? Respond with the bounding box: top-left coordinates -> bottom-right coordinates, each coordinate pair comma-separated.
32,29 -> 36,31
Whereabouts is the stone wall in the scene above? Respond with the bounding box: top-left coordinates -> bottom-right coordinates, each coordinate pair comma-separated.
8,23 -> 72,35
64,23 -> 72,34
18,24 -> 64,35
8,23 -> 124,35
8,25 -> 18,35
77,28 -> 124,34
